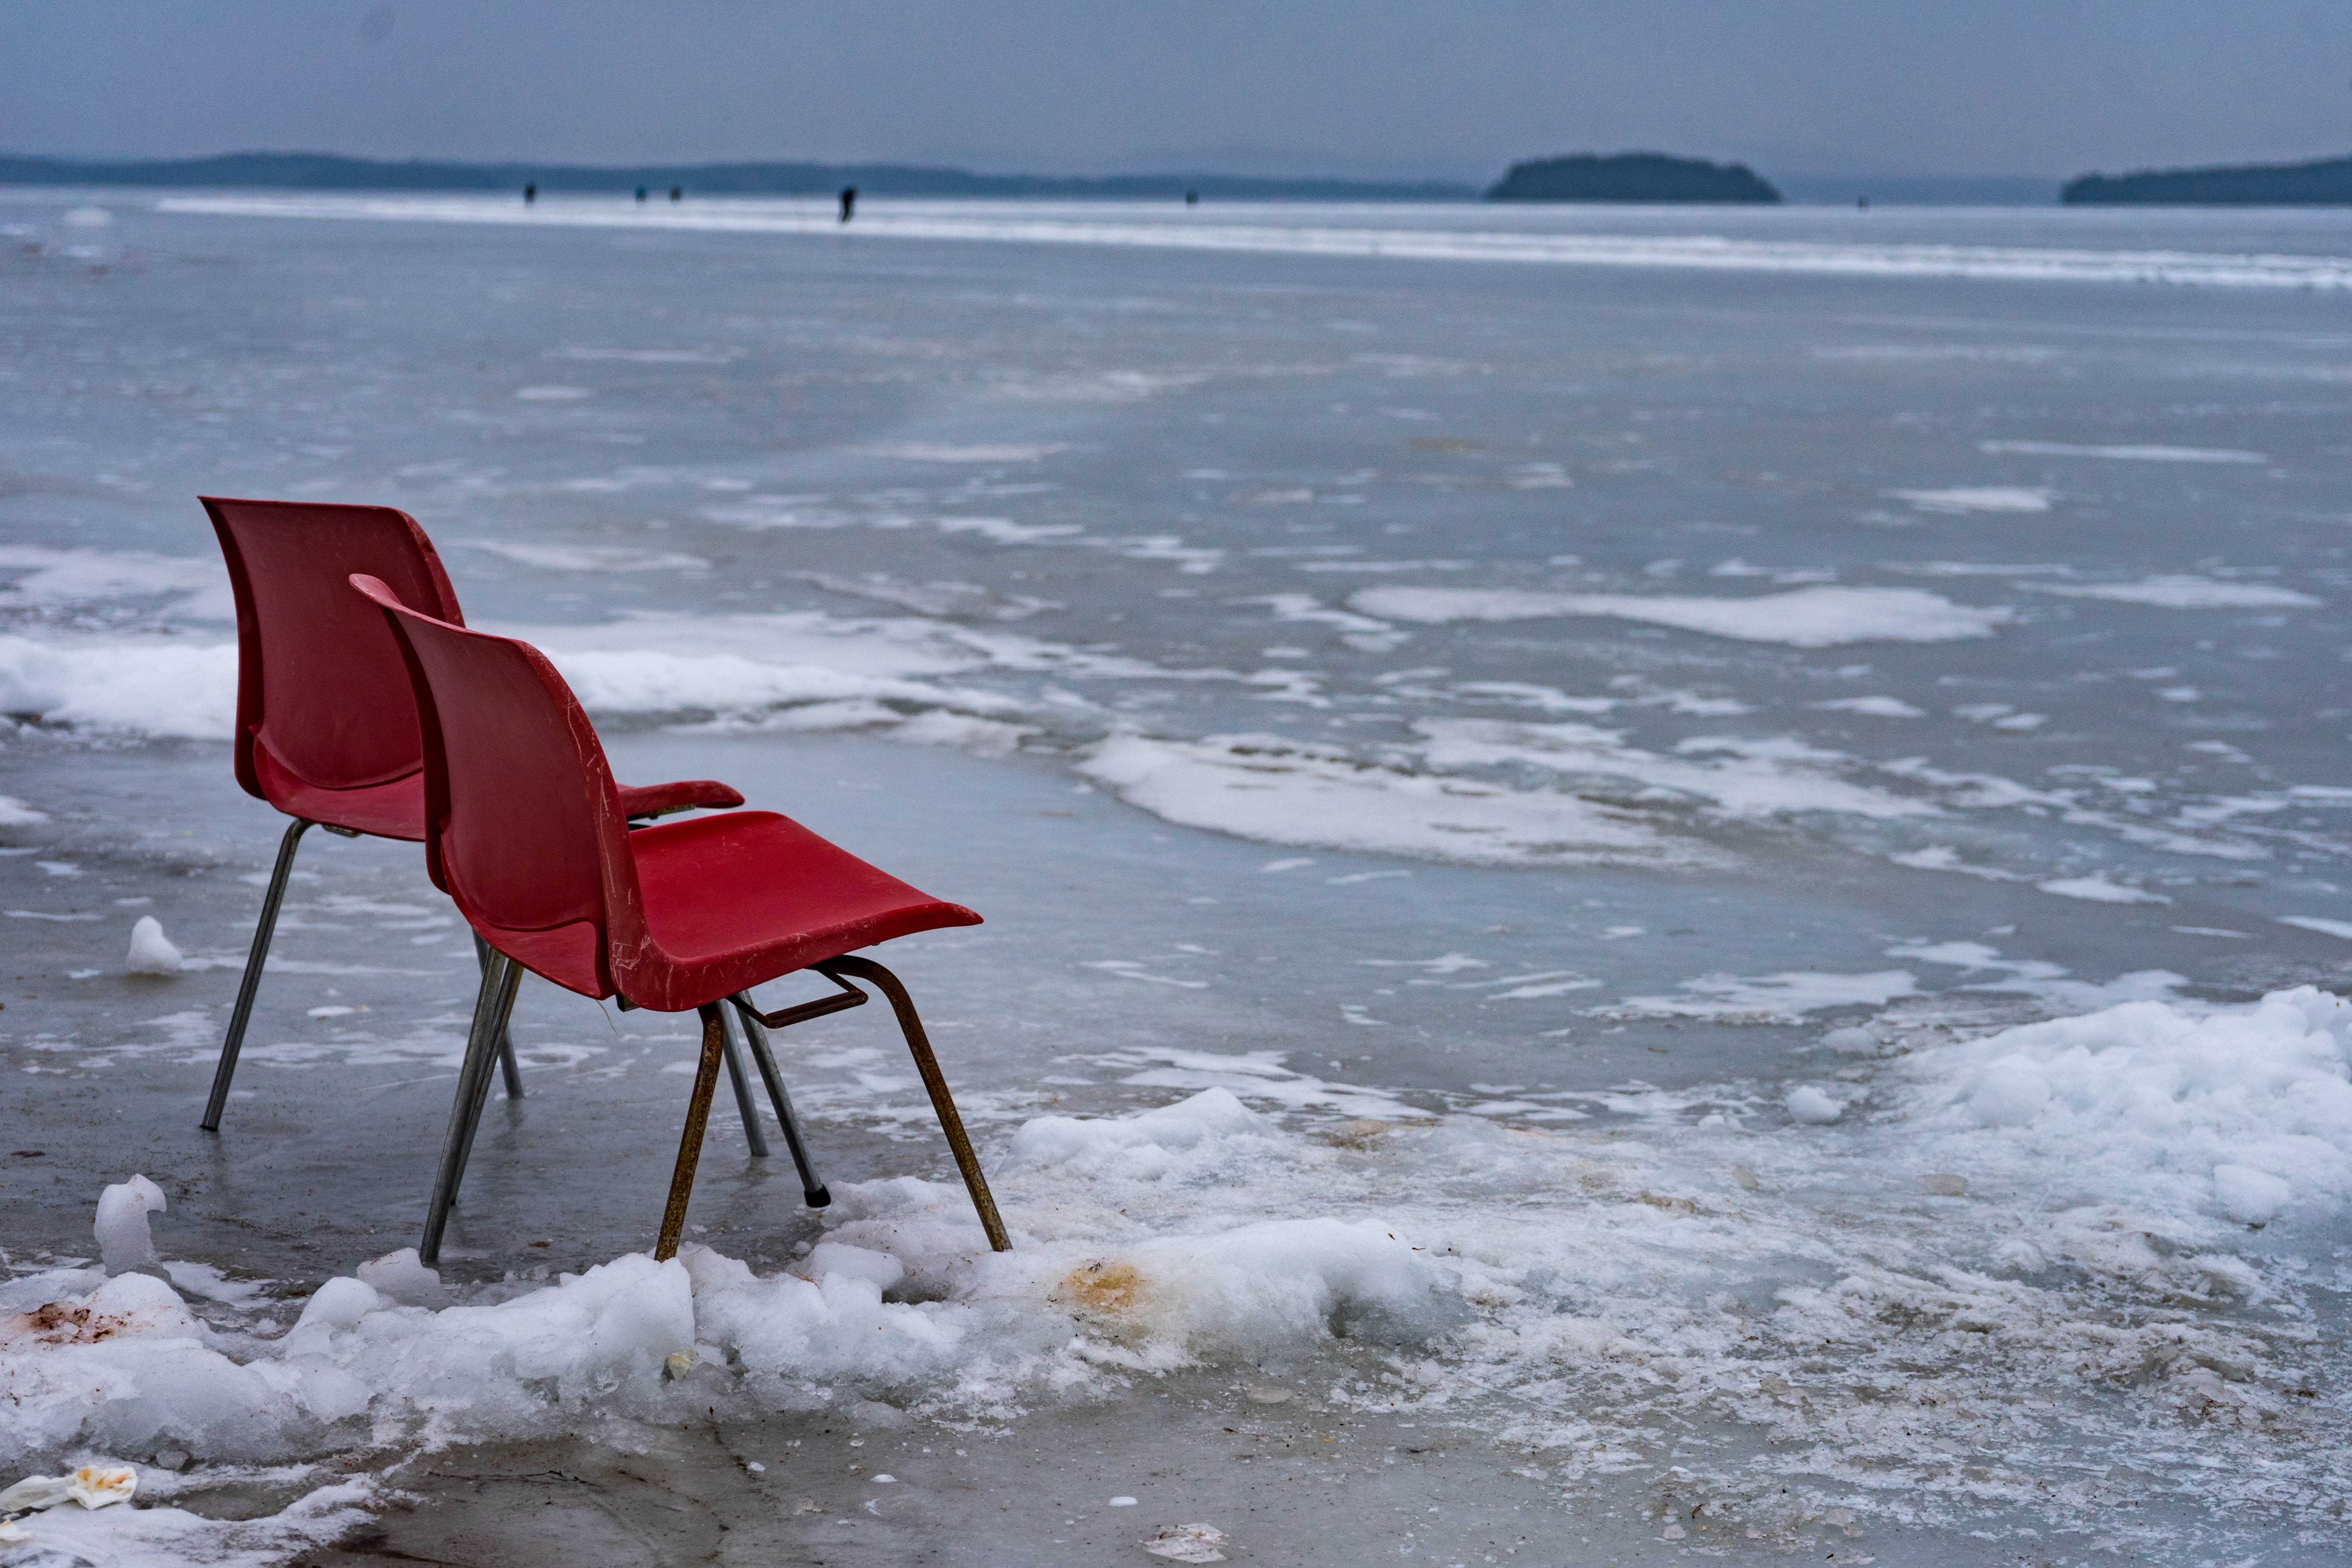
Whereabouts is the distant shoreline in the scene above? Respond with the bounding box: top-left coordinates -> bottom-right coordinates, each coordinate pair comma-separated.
13,149 -> 2350,208
2064,154 -> 2352,206
0,151 -> 1476,203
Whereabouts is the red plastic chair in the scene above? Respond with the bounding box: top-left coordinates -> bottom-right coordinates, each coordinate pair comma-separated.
197,498 -> 760,1143
351,574 -> 1010,1264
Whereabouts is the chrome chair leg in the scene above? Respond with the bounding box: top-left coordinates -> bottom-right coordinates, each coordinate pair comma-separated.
420,953 -> 523,1265
445,954 -> 524,1206
820,956 -> 1009,1252
202,817 -> 314,1131
730,995 -> 831,1207
717,1005 -> 770,1157
655,1004 -> 729,1262
475,936 -> 524,1099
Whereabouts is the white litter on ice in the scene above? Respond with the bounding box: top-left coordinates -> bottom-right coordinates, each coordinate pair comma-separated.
0,1463 -> 137,1513
1142,1521 -> 1229,1562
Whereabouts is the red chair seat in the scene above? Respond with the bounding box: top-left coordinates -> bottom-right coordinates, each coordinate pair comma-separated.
472,812 -> 978,1009
633,811 -> 980,1009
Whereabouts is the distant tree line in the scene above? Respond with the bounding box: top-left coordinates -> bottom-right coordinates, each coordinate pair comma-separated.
12,147 -> 2352,207
0,151 -> 1474,202
2063,154 -> 2352,205
1486,153 -> 1780,203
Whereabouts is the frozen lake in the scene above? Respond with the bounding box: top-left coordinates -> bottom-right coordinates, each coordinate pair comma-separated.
4,189 -> 2351,1563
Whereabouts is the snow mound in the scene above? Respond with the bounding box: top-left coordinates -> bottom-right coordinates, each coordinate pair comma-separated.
95,1175 -> 168,1274
125,916 -> 184,976
1010,1085 -> 1274,1176
1,1094 -> 1440,1477
1901,986 -> 2352,1224
1784,1086 -> 1842,1124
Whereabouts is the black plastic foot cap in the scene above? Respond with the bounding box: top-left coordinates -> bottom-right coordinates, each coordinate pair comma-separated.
805,1186 -> 832,1209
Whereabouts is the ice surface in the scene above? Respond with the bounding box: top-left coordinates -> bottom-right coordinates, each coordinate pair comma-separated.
124,915 -> 184,975
94,1175 -> 167,1275
15,192 -> 2352,1558
157,194 -> 2352,289
1602,969 -> 1918,1023
1351,585 -> 2009,645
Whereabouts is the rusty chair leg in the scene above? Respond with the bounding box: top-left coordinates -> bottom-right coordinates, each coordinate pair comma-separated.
819,955 -> 1010,1252
654,1003 -> 729,1262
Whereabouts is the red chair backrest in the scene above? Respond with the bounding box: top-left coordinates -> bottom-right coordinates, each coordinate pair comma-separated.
350,574 -> 644,998
202,497 -> 466,799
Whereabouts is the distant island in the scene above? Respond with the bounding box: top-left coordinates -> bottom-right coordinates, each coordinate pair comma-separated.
2063,154 -> 2352,205
0,151 -> 1475,203
1487,153 -> 1780,204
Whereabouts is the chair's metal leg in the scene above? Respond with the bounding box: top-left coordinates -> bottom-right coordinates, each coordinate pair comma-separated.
475,936 -> 524,1099
820,956 -> 1010,1251
731,995 -> 831,1207
445,955 -> 523,1206
654,1004 -> 728,1262
718,1006 -> 770,1157
420,952 -> 522,1265
202,817 -> 314,1131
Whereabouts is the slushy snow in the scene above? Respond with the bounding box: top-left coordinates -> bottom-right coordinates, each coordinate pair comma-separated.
9,992 -> 2352,1554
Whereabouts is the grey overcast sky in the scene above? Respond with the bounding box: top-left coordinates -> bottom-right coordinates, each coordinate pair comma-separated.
3,2 -> 2348,182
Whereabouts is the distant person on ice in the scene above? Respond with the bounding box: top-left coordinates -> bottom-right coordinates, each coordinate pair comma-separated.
839,186 -> 857,223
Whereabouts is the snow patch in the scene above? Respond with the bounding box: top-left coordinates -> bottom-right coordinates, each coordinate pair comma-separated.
1351,586 -> 2009,646
2026,575 -> 2321,609
1893,486 -> 2053,514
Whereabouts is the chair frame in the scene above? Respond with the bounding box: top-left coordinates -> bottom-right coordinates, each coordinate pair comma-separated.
418,954 -> 1006,1265
353,579 -> 1007,1265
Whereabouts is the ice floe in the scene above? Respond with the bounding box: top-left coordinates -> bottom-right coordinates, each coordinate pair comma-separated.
2024,574 -> 2321,608
1350,585 -> 2009,645
1075,732 -> 1694,868
1891,485 -> 2053,514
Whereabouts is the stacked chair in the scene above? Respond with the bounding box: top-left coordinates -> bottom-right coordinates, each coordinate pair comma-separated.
201,499 -> 1008,1262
